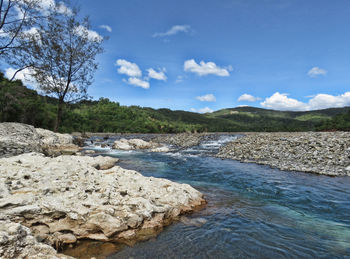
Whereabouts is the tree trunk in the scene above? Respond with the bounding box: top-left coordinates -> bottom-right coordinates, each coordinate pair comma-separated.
54,98 -> 64,132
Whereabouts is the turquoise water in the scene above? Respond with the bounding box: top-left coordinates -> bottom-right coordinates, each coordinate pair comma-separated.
89,136 -> 350,258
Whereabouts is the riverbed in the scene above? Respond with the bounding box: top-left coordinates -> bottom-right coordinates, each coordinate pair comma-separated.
70,135 -> 350,258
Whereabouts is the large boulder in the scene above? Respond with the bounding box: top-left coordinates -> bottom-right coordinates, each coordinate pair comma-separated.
0,123 -> 79,158
0,123 -> 42,158
0,153 -> 205,249
113,138 -> 157,150
36,128 -> 73,146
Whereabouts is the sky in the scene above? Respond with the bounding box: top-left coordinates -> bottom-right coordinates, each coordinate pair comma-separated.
5,0 -> 350,112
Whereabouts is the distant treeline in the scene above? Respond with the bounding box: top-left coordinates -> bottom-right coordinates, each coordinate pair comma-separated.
1,74 -> 349,133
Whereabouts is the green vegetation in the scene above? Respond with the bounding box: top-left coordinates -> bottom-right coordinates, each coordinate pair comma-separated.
1,75 -> 349,133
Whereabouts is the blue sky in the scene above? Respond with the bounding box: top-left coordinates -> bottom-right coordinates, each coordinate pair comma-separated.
6,0 -> 350,112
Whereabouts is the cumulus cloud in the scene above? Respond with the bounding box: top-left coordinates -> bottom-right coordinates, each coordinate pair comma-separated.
308,92 -> 350,110
260,92 -> 306,111
238,94 -> 261,102
117,59 -> 168,89
35,0 -> 72,15
184,59 -> 231,77
190,107 -> 214,113
153,25 -> 191,37
74,25 -> 103,42
308,67 -> 327,78
116,59 -> 142,77
100,25 -> 112,32
147,68 -> 167,81
124,77 -> 150,89
56,1 -> 73,15
196,94 -> 216,102
5,67 -> 37,88
260,92 -> 350,111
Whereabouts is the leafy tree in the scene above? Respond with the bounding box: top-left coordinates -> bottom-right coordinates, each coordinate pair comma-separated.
0,0 -> 42,57
14,3 -> 104,131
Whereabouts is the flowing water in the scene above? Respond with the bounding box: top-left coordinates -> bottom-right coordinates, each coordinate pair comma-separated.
84,135 -> 350,258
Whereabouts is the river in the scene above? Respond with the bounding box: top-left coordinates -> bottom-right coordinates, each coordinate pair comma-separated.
81,135 -> 350,258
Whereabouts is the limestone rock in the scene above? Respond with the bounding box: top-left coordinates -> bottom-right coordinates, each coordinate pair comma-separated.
0,153 -> 205,252
0,220 -> 73,259
0,123 -> 42,158
113,138 -> 158,150
36,128 -> 73,146
0,123 -> 79,158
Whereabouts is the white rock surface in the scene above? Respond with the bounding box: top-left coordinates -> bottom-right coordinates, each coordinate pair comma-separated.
0,123 -> 78,158
0,220 -> 73,259
0,123 -> 42,158
113,138 -> 158,150
36,128 -> 73,146
0,153 -> 205,255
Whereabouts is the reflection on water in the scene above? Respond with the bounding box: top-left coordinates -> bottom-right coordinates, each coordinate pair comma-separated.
81,135 -> 350,258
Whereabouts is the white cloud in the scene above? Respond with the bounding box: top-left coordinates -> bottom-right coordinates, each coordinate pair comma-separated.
308,92 -> 350,110
147,68 -> 167,81
116,59 -> 142,77
35,0 -> 72,15
260,92 -> 350,111
196,94 -> 216,102
308,67 -> 327,78
37,0 -> 55,10
100,25 -> 112,32
190,107 -> 214,113
56,1 -> 73,15
238,94 -> 261,102
74,25 -> 103,42
20,27 -> 41,43
184,59 -> 231,77
261,92 -> 306,111
5,67 -> 37,88
153,25 -> 191,37
125,77 -> 150,89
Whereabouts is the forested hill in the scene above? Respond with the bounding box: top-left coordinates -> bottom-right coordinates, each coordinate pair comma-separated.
1,74 -> 349,133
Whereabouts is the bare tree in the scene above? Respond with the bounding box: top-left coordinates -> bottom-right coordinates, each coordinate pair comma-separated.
0,0 -> 41,56
17,5 -> 104,131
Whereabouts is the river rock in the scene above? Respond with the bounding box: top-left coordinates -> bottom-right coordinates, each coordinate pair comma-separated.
217,132 -> 350,176
152,133 -> 205,148
113,138 -> 157,150
0,153 -> 205,253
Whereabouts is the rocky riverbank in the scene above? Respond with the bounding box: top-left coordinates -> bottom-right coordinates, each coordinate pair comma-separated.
217,132 -> 350,176
0,124 -> 205,258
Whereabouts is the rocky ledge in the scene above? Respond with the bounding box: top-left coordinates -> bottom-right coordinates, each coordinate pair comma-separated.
0,123 -> 80,158
0,153 -> 205,258
112,138 -> 169,152
217,132 -> 350,176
